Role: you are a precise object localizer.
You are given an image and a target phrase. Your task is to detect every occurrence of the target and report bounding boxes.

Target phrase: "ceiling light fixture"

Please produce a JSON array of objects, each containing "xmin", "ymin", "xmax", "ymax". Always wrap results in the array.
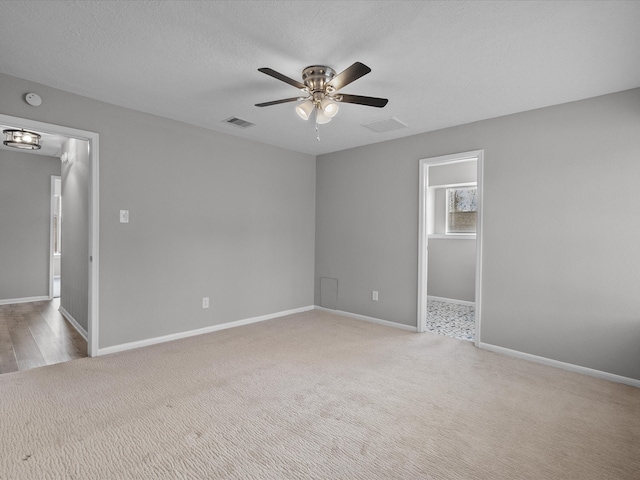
[
  {"xmin": 295, "ymin": 100, "xmax": 315, "ymax": 121},
  {"xmin": 320, "ymin": 98, "xmax": 339, "ymax": 118},
  {"xmin": 3, "ymin": 129, "xmax": 42, "ymax": 150},
  {"xmin": 294, "ymin": 67, "xmax": 342, "ymax": 132},
  {"xmin": 315, "ymin": 108, "xmax": 332, "ymax": 125}
]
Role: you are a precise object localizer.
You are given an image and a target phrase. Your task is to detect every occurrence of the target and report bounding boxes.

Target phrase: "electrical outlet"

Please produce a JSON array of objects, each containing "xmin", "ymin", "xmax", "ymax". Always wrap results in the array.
[
  {"xmin": 372, "ymin": 290, "xmax": 379, "ymax": 301},
  {"xmin": 202, "ymin": 297, "xmax": 209, "ymax": 309}
]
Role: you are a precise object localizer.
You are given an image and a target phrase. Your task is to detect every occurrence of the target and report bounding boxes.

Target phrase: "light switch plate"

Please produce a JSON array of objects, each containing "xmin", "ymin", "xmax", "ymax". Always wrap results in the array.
[{"xmin": 119, "ymin": 210, "xmax": 129, "ymax": 223}]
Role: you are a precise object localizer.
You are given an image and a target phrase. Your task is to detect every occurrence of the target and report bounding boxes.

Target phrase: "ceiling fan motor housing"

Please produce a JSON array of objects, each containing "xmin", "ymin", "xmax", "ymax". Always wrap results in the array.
[{"xmin": 301, "ymin": 66, "xmax": 336, "ymax": 93}]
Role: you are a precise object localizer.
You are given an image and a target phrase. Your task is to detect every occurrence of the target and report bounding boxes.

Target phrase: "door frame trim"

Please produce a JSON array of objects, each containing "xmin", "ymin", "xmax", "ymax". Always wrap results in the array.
[
  {"xmin": 417, "ymin": 150, "xmax": 484, "ymax": 346},
  {"xmin": 49, "ymin": 175, "xmax": 61, "ymax": 300},
  {"xmin": 1, "ymin": 113, "xmax": 100, "ymax": 357}
]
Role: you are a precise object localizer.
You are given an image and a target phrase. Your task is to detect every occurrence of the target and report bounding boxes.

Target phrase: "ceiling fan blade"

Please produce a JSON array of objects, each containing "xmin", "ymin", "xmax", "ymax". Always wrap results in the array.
[
  {"xmin": 255, "ymin": 97, "xmax": 301, "ymax": 107},
  {"xmin": 328, "ymin": 62, "xmax": 371, "ymax": 91},
  {"xmin": 258, "ymin": 68, "xmax": 306, "ymax": 90},
  {"xmin": 338, "ymin": 94, "xmax": 388, "ymax": 108}
]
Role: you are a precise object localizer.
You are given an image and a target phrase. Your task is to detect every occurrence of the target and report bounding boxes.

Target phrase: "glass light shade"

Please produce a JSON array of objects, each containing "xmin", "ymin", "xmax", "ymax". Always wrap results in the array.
[
  {"xmin": 315, "ymin": 108, "xmax": 332, "ymax": 124},
  {"xmin": 321, "ymin": 98, "xmax": 339, "ymax": 118},
  {"xmin": 3, "ymin": 129, "xmax": 41, "ymax": 150},
  {"xmin": 295, "ymin": 100, "xmax": 314, "ymax": 120}
]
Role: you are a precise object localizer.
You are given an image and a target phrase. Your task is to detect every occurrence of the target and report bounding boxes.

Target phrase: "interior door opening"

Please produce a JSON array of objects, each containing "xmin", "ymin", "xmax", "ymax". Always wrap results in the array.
[
  {"xmin": 0, "ymin": 113, "xmax": 99, "ymax": 358},
  {"xmin": 418, "ymin": 151, "xmax": 483, "ymax": 345}
]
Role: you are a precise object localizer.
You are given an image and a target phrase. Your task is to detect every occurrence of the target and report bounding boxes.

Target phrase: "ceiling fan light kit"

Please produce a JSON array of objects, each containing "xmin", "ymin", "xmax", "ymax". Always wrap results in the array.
[
  {"xmin": 315, "ymin": 108, "xmax": 332, "ymax": 125},
  {"xmin": 320, "ymin": 97, "xmax": 339, "ymax": 117},
  {"xmin": 256, "ymin": 62, "xmax": 388, "ymax": 138},
  {"xmin": 295, "ymin": 99, "xmax": 315, "ymax": 120}
]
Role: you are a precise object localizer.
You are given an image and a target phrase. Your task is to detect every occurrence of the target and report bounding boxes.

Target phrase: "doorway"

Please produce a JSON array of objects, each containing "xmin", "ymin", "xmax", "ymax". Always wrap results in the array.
[
  {"xmin": 418, "ymin": 150, "xmax": 483, "ymax": 345},
  {"xmin": 0, "ymin": 113, "xmax": 99, "ymax": 357}
]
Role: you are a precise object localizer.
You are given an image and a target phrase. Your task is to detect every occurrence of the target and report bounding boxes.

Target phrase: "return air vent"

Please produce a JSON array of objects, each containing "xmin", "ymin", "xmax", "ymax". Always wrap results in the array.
[
  {"xmin": 223, "ymin": 117, "xmax": 255, "ymax": 128},
  {"xmin": 361, "ymin": 117, "xmax": 408, "ymax": 133}
]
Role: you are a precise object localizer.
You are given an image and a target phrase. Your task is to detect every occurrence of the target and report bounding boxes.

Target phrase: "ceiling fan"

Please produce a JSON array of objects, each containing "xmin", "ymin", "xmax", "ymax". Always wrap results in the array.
[{"xmin": 255, "ymin": 62, "xmax": 388, "ymax": 125}]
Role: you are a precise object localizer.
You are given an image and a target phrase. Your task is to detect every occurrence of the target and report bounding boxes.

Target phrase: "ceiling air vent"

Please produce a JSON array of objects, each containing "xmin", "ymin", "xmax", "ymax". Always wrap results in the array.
[
  {"xmin": 361, "ymin": 117, "xmax": 408, "ymax": 133},
  {"xmin": 223, "ymin": 117, "xmax": 255, "ymax": 128}
]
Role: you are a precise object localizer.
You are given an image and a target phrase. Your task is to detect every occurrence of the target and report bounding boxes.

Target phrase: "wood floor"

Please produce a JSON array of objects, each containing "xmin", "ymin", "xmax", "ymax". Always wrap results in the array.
[{"xmin": 0, "ymin": 299, "xmax": 87, "ymax": 375}]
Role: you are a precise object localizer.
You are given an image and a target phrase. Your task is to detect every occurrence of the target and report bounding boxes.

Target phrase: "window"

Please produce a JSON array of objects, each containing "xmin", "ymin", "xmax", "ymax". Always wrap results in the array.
[{"xmin": 446, "ymin": 186, "xmax": 477, "ymax": 234}]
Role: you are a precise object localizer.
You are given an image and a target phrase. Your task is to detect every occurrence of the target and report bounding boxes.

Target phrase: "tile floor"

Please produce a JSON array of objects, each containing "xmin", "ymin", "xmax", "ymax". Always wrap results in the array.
[{"xmin": 426, "ymin": 299, "xmax": 475, "ymax": 342}]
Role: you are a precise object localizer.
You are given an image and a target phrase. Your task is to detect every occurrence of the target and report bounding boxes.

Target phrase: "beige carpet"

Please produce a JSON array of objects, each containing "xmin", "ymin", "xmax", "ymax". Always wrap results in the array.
[{"xmin": 1, "ymin": 309, "xmax": 639, "ymax": 479}]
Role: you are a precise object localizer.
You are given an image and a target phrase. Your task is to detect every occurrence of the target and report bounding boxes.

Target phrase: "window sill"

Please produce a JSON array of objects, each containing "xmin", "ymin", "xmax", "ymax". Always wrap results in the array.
[{"xmin": 428, "ymin": 234, "xmax": 476, "ymax": 240}]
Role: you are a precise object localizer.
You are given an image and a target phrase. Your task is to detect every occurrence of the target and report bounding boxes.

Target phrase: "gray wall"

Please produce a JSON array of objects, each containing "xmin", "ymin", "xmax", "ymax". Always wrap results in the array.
[
  {"xmin": 0, "ymin": 72, "xmax": 316, "ymax": 349},
  {"xmin": 427, "ymin": 239, "xmax": 475, "ymax": 302},
  {"xmin": 0, "ymin": 149, "xmax": 60, "ymax": 300},
  {"xmin": 429, "ymin": 160, "xmax": 477, "ymax": 187},
  {"xmin": 316, "ymin": 88, "xmax": 640, "ymax": 381},
  {"xmin": 60, "ymin": 138, "xmax": 89, "ymax": 331}
]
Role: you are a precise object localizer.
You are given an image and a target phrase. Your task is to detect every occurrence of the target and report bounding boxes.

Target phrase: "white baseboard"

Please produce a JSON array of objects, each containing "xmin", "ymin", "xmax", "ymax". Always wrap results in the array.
[
  {"xmin": 59, "ymin": 306, "xmax": 89, "ymax": 340},
  {"xmin": 314, "ymin": 306, "xmax": 417, "ymax": 332},
  {"xmin": 427, "ymin": 295, "xmax": 475, "ymax": 307},
  {"xmin": 479, "ymin": 342, "xmax": 640, "ymax": 388},
  {"xmin": 0, "ymin": 296, "xmax": 49, "ymax": 306},
  {"xmin": 98, "ymin": 305, "xmax": 315, "ymax": 356}
]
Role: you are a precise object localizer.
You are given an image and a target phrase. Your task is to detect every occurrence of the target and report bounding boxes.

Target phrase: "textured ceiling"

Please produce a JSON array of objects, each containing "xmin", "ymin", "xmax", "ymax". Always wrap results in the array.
[{"xmin": 0, "ymin": 0, "xmax": 639, "ymax": 155}]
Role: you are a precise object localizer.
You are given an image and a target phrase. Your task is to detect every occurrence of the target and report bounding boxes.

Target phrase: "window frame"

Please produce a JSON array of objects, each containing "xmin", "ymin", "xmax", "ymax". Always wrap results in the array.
[{"xmin": 445, "ymin": 184, "xmax": 477, "ymax": 236}]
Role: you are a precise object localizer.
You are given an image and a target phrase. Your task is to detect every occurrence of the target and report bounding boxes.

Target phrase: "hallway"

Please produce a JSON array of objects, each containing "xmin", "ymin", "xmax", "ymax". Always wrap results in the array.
[{"xmin": 0, "ymin": 299, "xmax": 86, "ymax": 374}]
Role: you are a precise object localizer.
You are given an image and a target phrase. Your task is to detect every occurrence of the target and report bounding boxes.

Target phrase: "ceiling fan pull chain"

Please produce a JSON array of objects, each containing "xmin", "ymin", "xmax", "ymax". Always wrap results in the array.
[{"xmin": 316, "ymin": 122, "xmax": 320, "ymax": 142}]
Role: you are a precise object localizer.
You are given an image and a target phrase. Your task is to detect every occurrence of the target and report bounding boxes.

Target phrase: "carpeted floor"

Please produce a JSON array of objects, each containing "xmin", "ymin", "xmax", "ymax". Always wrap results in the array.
[{"xmin": 1, "ymin": 309, "xmax": 639, "ymax": 479}]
